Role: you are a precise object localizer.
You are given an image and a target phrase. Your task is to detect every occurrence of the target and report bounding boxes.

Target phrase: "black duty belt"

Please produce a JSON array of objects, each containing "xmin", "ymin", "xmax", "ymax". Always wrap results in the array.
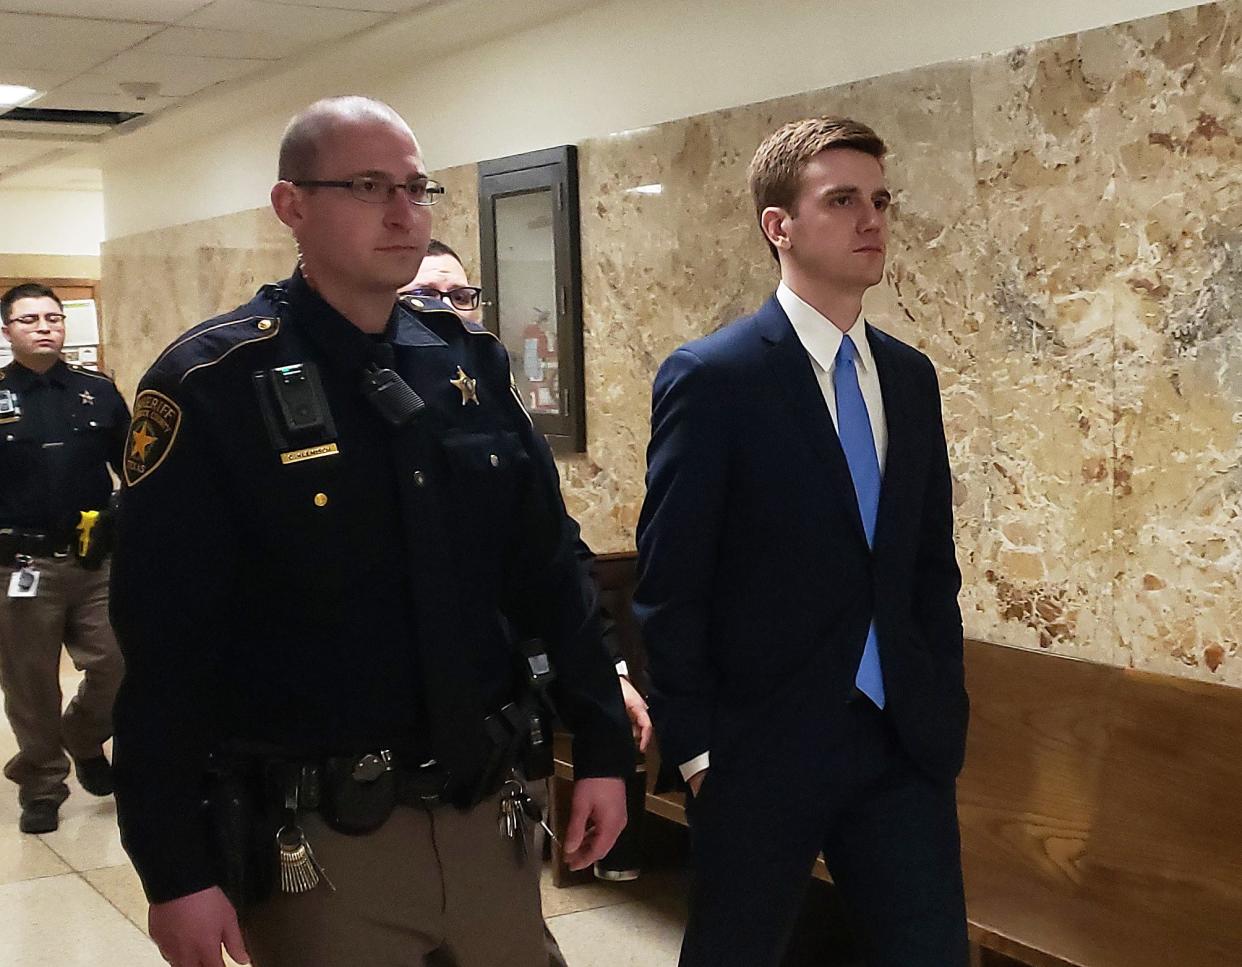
[
  {"xmin": 225, "ymin": 749, "xmax": 450, "ymax": 834},
  {"xmin": 0, "ymin": 529, "xmax": 73, "ymax": 559}
]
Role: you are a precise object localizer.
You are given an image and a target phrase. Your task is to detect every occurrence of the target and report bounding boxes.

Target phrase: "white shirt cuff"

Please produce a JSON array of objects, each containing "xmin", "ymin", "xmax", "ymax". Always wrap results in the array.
[
  {"xmin": 614, "ymin": 659, "xmax": 629, "ymax": 678},
  {"xmin": 679, "ymin": 752, "xmax": 710, "ymax": 781}
]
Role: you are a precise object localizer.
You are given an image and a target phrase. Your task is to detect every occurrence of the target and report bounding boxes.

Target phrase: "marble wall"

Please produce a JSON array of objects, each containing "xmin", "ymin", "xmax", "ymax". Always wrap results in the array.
[
  {"xmin": 100, "ymin": 207, "xmax": 297, "ymax": 400},
  {"xmin": 101, "ymin": 1, "xmax": 1242, "ymax": 685}
]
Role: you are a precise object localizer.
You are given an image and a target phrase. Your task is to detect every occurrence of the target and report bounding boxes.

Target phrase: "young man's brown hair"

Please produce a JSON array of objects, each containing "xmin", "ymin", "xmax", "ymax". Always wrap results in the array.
[{"xmin": 747, "ymin": 116, "xmax": 887, "ymax": 261}]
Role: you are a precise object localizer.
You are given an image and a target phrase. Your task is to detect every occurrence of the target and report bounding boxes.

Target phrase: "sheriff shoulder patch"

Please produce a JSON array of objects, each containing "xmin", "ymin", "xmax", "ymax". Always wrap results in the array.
[{"xmin": 125, "ymin": 389, "xmax": 182, "ymax": 486}]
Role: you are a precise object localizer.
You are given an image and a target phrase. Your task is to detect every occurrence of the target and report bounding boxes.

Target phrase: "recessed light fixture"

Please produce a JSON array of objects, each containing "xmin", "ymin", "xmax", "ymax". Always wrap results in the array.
[
  {"xmin": 626, "ymin": 184, "xmax": 664, "ymax": 195},
  {"xmin": 0, "ymin": 85, "xmax": 38, "ymax": 108}
]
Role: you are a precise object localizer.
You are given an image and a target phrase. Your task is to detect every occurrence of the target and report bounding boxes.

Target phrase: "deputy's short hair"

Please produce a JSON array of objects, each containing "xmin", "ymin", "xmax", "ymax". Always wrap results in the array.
[
  {"xmin": 425, "ymin": 238, "xmax": 463, "ymax": 265},
  {"xmin": 1, "ymin": 283, "xmax": 61, "ymax": 324},
  {"xmin": 278, "ymin": 95, "xmax": 413, "ymax": 182},
  {"xmin": 748, "ymin": 116, "xmax": 887, "ymax": 261}
]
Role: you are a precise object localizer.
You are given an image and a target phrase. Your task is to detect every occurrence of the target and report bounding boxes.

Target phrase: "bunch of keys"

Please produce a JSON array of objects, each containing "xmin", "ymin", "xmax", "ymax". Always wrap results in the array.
[{"xmin": 497, "ymin": 778, "xmax": 558, "ymax": 862}]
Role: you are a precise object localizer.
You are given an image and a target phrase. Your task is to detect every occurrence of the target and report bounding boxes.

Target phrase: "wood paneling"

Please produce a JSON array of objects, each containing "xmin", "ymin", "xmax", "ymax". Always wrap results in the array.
[
  {"xmin": 960, "ymin": 641, "xmax": 1242, "ymax": 967},
  {"xmin": 555, "ymin": 552, "xmax": 1242, "ymax": 966}
]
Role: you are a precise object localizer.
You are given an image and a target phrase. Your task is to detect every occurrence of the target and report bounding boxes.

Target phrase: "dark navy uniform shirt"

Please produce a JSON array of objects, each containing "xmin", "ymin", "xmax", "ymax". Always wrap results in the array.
[
  {"xmin": 110, "ymin": 270, "xmax": 631, "ymax": 903},
  {"xmin": 0, "ymin": 360, "xmax": 129, "ymax": 535}
]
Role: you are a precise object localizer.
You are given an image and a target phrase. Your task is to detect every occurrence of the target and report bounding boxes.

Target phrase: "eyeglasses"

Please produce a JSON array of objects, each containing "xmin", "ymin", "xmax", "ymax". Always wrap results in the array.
[
  {"xmin": 8, "ymin": 313, "xmax": 66, "ymax": 327},
  {"xmin": 290, "ymin": 175, "xmax": 444, "ymax": 206},
  {"xmin": 405, "ymin": 286, "xmax": 483, "ymax": 311}
]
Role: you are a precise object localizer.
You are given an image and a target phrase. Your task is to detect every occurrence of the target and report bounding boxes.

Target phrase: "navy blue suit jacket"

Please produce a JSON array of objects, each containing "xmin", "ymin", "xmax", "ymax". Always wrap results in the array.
[{"xmin": 634, "ymin": 295, "xmax": 968, "ymax": 793}]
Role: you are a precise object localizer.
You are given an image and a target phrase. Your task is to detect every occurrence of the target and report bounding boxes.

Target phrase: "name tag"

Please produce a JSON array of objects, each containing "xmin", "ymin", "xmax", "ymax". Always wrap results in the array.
[{"xmin": 280, "ymin": 443, "xmax": 340, "ymax": 465}]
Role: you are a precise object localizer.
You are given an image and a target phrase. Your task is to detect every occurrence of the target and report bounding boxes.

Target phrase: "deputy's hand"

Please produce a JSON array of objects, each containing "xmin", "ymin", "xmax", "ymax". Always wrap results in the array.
[
  {"xmin": 619, "ymin": 676, "xmax": 652, "ymax": 752},
  {"xmin": 149, "ymin": 886, "xmax": 250, "ymax": 967},
  {"xmin": 687, "ymin": 769, "xmax": 707, "ymax": 797},
  {"xmin": 563, "ymin": 776, "xmax": 626, "ymax": 870}
]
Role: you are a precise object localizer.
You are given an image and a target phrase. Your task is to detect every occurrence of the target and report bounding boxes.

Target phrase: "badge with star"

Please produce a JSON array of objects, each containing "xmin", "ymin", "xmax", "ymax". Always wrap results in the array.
[
  {"xmin": 124, "ymin": 389, "xmax": 182, "ymax": 486},
  {"xmin": 450, "ymin": 365, "xmax": 479, "ymax": 406},
  {"xmin": 79, "ymin": 390, "xmax": 95, "ymax": 406}
]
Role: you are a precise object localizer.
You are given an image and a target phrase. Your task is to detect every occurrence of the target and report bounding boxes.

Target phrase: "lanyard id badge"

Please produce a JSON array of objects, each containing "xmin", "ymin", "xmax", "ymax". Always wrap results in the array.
[{"xmin": 8, "ymin": 558, "xmax": 39, "ymax": 598}]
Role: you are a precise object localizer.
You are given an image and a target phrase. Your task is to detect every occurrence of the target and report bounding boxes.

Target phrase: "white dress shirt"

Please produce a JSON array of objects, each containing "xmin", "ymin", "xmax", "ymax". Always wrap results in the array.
[{"xmin": 678, "ymin": 282, "xmax": 889, "ymax": 783}]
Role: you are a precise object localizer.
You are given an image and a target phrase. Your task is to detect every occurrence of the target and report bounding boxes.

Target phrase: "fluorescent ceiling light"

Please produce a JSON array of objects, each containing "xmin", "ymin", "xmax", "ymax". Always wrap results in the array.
[
  {"xmin": 626, "ymin": 184, "xmax": 663, "ymax": 195},
  {"xmin": 0, "ymin": 85, "xmax": 38, "ymax": 108}
]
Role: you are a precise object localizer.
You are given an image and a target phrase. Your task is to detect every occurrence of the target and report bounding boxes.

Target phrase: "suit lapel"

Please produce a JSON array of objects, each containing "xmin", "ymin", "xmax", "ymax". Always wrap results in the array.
[
  {"xmin": 755, "ymin": 297, "xmax": 868, "ymax": 549},
  {"xmin": 867, "ymin": 325, "xmax": 917, "ymax": 553}
]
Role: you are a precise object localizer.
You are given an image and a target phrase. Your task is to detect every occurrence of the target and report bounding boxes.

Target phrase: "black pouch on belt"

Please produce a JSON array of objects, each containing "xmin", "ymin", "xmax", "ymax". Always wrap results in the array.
[{"xmin": 320, "ymin": 753, "xmax": 397, "ymax": 834}]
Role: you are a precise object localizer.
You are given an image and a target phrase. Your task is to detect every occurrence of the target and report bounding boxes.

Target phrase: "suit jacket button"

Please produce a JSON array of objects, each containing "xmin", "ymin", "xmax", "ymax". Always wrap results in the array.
[{"xmin": 413, "ymin": 470, "xmax": 427, "ymax": 487}]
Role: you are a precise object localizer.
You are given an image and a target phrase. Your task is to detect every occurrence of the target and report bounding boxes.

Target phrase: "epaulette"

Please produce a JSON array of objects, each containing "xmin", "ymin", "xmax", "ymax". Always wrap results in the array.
[
  {"xmin": 397, "ymin": 292, "xmax": 462, "ymax": 319},
  {"xmin": 69, "ymin": 365, "xmax": 115, "ymax": 383},
  {"xmin": 459, "ymin": 318, "xmax": 499, "ymax": 339},
  {"xmin": 398, "ymin": 293, "xmax": 502, "ymax": 342},
  {"xmin": 151, "ymin": 287, "xmax": 283, "ymax": 384}
]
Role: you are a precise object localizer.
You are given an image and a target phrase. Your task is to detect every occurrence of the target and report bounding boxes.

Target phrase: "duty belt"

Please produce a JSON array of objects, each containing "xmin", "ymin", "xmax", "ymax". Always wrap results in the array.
[{"xmin": 0, "ymin": 528, "xmax": 73, "ymax": 559}]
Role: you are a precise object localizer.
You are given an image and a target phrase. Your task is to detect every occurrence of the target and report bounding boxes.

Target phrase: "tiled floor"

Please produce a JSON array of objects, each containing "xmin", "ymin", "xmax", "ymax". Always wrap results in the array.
[{"xmin": 0, "ymin": 659, "xmax": 691, "ymax": 966}]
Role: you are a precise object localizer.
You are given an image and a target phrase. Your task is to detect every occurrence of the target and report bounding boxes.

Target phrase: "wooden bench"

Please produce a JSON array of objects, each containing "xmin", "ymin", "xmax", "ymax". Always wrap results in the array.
[{"xmin": 548, "ymin": 552, "xmax": 1242, "ymax": 966}]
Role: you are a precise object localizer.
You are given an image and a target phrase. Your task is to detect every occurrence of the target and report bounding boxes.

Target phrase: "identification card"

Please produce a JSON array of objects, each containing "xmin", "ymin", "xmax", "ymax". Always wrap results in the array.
[{"xmin": 7, "ymin": 568, "xmax": 39, "ymax": 598}]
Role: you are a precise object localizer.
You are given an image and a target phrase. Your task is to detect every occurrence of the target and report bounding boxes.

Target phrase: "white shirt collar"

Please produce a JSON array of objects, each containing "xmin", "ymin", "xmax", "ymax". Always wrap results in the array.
[{"xmin": 775, "ymin": 281, "xmax": 875, "ymax": 376}]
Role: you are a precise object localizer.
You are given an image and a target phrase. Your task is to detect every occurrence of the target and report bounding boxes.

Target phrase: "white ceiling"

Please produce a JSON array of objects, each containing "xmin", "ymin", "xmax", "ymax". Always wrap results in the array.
[{"xmin": 0, "ymin": 0, "xmax": 438, "ymax": 191}]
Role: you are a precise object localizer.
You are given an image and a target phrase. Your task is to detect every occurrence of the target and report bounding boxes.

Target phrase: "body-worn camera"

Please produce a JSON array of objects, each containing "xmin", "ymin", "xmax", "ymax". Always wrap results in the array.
[{"xmin": 253, "ymin": 362, "xmax": 338, "ymax": 452}]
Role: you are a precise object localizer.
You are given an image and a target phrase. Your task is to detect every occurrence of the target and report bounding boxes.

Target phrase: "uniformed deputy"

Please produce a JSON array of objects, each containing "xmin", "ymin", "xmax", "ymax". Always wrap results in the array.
[
  {"xmin": 109, "ymin": 96, "xmax": 632, "ymax": 967},
  {"xmin": 404, "ymin": 240, "xmax": 654, "ymax": 967},
  {"xmin": 0, "ymin": 282, "xmax": 128, "ymax": 834}
]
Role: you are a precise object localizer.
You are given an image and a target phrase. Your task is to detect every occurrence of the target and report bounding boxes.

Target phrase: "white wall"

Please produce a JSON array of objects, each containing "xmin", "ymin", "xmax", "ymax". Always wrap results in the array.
[
  {"xmin": 101, "ymin": 0, "xmax": 1204, "ymax": 240},
  {"xmin": 0, "ymin": 188, "xmax": 104, "ymax": 256}
]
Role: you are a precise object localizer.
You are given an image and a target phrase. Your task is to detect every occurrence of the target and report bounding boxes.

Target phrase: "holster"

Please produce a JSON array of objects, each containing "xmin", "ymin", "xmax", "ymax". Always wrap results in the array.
[
  {"xmin": 75, "ymin": 508, "xmax": 115, "ymax": 570},
  {"xmin": 468, "ymin": 687, "xmax": 554, "ymax": 805},
  {"xmin": 205, "ymin": 758, "xmax": 278, "ymax": 911}
]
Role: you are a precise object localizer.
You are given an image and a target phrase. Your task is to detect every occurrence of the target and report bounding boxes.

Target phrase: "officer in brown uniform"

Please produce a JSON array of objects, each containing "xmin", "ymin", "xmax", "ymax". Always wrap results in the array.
[{"xmin": 0, "ymin": 282, "xmax": 129, "ymax": 834}]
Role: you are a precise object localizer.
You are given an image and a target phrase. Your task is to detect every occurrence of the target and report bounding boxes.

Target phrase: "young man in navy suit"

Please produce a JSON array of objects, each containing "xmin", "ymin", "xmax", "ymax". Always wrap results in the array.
[{"xmin": 635, "ymin": 117, "xmax": 970, "ymax": 966}]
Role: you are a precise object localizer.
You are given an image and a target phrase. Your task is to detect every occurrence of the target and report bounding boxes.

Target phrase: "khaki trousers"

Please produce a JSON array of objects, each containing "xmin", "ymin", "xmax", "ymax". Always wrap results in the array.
[
  {"xmin": 242, "ymin": 792, "xmax": 547, "ymax": 967},
  {"xmin": 0, "ymin": 555, "xmax": 123, "ymax": 807}
]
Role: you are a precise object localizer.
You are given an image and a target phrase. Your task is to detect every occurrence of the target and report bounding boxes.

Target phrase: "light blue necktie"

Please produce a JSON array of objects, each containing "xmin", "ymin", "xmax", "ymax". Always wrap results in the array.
[{"xmin": 833, "ymin": 335, "xmax": 886, "ymax": 709}]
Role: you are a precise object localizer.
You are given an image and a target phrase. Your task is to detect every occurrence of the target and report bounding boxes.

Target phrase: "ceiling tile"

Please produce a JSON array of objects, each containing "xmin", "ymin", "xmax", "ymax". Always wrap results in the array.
[
  {"xmin": 84, "ymin": 51, "xmax": 269, "ymax": 96},
  {"xmin": 182, "ymin": 0, "xmax": 385, "ymax": 45},
  {"xmin": 130, "ymin": 26, "xmax": 287, "ymax": 60},
  {"xmin": 0, "ymin": 12, "xmax": 162, "ymax": 51},
  {"xmin": 0, "ymin": 68, "xmax": 80, "ymax": 94},
  {"xmin": 25, "ymin": 90, "xmax": 178, "ymax": 115},
  {"xmin": 0, "ymin": 43, "xmax": 119, "ymax": 77},
  {"xmin": 264, "ymin": 0, "xmax": 432, "ymax": 11},
  {"xmin": 0, "ymin": 1, "xmax": 212, "ymax": 20}
]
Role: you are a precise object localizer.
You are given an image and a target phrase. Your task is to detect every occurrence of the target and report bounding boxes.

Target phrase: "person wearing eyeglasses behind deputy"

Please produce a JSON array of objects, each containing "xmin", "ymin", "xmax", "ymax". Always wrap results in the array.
[
  {"xmin": 401, "ymin": 241, "xmax": 652, "ymax": 754},
  {"xmin": 0, "ymin": 283, "xmax": 128, "ymax": 836},
  {"xmin": 110, "ymin": 97, "xmax": 631, "ymax": 967},
  {"xmin": 403, "ymin": 240, "xmax": 655, "ymax": 966}
]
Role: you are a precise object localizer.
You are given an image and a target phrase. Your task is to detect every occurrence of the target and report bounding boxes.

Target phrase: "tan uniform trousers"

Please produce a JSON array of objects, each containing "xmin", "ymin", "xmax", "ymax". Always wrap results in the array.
[
  {"xmin": 0, "ymin": 555, "xmax": 124, "ymax": 806},
  {"xmin": 242, "ymin": 791, "xmax": 547, "ymax": 967}
]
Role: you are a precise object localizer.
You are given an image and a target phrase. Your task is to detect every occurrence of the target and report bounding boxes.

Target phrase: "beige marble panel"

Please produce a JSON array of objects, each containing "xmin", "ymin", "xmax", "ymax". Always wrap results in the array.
[
  {"xmin": 97, "ymin": 1, "xmax": 1242, "ymax": 685},
  {"xmin": 971, "ymin": 2, "xmax": 1242, "ymax": 682},
  {"xmin": 430, "ymin": 161, "xmax": 481, "ymax": 282},
  {"xmin": 100, "ymin": 207, "xmax": 296, "ymax": 400},
  {"xmin": 971, "ymin": 41, "xmax": 1121, "ymax": 665},
  {"xmin": 572, "ymin": 67, "xmax": 989, "ymax": 562}
]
